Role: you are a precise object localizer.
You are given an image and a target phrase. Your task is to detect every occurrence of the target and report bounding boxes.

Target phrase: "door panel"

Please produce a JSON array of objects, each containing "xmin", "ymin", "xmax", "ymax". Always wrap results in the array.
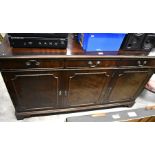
[
  {"xmin": 2, "ymin": 71, "xmax": 61, "ymax": 112},
  {"xmin": 108, "ymin": 69, "xmax": 153, "ymax": 102},
  {"xmin": 65, "ymin": 70, "xmax": 112, "ymax": 107}
]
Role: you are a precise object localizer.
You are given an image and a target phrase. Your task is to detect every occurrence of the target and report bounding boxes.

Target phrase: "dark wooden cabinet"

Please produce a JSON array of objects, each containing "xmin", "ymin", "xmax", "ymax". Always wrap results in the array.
[
  {"xmin": 0, "ymin": 35, "xmax": 155, "ymax": 119},
  {"xmin": 2, "ymin": 65, "xmax": 154, "ymax": 120}
]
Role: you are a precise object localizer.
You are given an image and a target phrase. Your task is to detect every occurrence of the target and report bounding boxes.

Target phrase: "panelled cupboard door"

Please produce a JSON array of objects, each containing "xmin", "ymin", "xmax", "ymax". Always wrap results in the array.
[
  {"xmin": 64, "ymin": 70, "xmax": 112, "ymax": 108},
  {"xmin": 108, "ymin": 69, "xmax": 153, "ymax": 102},
  {"xmin": 2, "ymin": 71, "xmax": 62, "ymax": 112}
]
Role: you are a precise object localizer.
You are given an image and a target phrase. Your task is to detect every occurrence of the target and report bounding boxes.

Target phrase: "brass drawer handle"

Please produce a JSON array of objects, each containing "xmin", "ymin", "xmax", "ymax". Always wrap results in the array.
[
  {"xmin": 25, "ymin": 61, "xmax": 31, "ymax": 66},
  {"xmin": 143, "ymin": 60, "xmax": 147, "ymax": 65},
  {"xmin": 35, "ymin": 61, "xmax": 41, "ymax": 66},
  {"xmin": 25, "ymin": 60, "xmax": 40, "ymax": 66},
  {"xmin": 137, "ymin": 60, "xmax": 147, "ymax": 67},
  {"xmin": 88, "ymin": 61, "xmax": 101, "ymax": 68}
]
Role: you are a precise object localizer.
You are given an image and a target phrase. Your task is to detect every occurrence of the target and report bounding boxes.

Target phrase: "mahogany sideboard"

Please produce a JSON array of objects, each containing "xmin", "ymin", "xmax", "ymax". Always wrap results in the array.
[{"xmin": 0, "ymin": 35, "xmax": 155, "ymax": 120}]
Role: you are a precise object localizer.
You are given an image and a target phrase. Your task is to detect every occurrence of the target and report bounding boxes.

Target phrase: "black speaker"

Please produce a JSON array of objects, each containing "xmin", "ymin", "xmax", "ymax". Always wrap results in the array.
[
  {"xmin": 142, "ymin": 34, "xmax": 155, "ymax": 51},
  {"xmin": 120, "ymin": 33, "xmax": 146, "ymax": 51},
  {"xmin": 120, "ymin": 33, "xmax": 155, "ymax": 51}
]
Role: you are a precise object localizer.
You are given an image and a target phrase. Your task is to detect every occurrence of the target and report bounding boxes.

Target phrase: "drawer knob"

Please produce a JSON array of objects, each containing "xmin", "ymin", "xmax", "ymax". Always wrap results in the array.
[
  {"xmin": 143, "ymin": 60, "xmax": 147, "ymax": 65},
  {"xmin": 88, "ymin": 61, "xmax": 101, "ymax": 68},
  {"xmin": 25, "ymin": 61, "xmax": 31, "ymax": 66},
  {"xmin": 137, "ymin": 60, "xmax": 147, "ymax": 67},
  {"xmin": 96, "ymin": 61, "xmax": 101, "ymax": 65},
  {"xmin": 88, "ymin": 61, "xmax": 93, "ymax": 65},
  {"xmin": 35, "ymin": 61, "xmax": 40, "ymax": 66},
  {"xmin": 25, "ymin": 60, "xmax": 40, "ymax": 67}
]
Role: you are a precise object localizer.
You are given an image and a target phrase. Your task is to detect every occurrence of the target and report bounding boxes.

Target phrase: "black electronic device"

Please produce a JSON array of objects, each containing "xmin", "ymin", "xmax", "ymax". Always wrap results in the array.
[
  {"xmin": 120, "ymin": 33, "xmax": 155, "ymax": 52},
  {"xmin": 142, "ymin": 34, "xmax": 155, "ymax": 51},
  {"xmin": 8, "ymin": 33, "xmax": 68, "ymax": 49}
]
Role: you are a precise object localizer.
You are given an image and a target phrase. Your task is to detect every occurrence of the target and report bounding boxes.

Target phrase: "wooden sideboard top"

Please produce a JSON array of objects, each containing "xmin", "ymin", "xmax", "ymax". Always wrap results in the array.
[{"xmin": 0, "ymin": 34, "xmax": 155, "ymax": 59}]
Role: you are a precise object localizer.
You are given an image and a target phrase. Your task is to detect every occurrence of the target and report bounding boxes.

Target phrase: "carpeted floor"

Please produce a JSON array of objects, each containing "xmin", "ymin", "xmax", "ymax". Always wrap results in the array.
[{"xmin": 0, "ymin": 72, "xmax": 155, "ymax": 122}]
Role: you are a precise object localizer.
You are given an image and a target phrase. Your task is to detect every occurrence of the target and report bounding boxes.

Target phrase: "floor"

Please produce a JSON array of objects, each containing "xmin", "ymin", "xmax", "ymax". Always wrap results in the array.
[{"xmin": 0, "ymin": 72, "xmax": 155, "ymax": 122}]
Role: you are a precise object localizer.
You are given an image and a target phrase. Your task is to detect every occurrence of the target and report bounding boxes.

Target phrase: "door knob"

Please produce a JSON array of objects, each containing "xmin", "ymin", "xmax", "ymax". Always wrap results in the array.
[
  {"xmin": 58, "ymin": 91, "xmax": 62, "ymax": 96},
  {"xmin": 64, "ymin": 91, "xmax": 67, "ymax": 96}
]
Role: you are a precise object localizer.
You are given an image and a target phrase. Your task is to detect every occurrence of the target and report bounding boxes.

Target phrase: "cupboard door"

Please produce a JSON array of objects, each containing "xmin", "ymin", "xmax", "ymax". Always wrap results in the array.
[
  {"xmin": 2, "ymin": 71, "xmax": 61, "ymax": 112},
  {"xmin": 64, "ymin": 70, "xmax": 112, "ymax": 107},
  {"xmin": 108, "ymin": 69, "xmax": 153, "ymax": 102}
]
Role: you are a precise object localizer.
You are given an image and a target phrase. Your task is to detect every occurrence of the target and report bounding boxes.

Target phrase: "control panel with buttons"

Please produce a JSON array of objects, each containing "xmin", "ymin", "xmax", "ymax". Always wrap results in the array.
[
  {"xmin": 8, "ymin": 36, "xmax": 68, "ymax": 49},
  {"xmin": 11, "ymin": 39, "xmax": 67, "ymax": 48}
]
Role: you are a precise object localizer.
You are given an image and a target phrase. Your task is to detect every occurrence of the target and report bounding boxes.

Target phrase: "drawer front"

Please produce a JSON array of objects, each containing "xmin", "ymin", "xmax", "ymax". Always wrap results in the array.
[
  {"xmin": 65, "ymin": 59, "xmax": 119, "ymax": 68},
  {"xmin": 0, "ymin": 59, "xmax": 64, "ymax": 70},
  {"xmin": 118, "ymin": 59, "xmax": 155, "ymax": 67}
]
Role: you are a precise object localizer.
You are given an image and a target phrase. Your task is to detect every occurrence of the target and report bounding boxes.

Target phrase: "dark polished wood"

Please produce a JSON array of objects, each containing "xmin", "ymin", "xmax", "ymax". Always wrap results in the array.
[
  {"xmin": 2, "ymin": 71, "xmax": 62, "ymax": 112},
  {"xmin": 0, "ymin": 34, "xmax": 155, "ymax": 58},
  {"xmin": 108, "ymin": 69, "xmax": 153, "ymax": 102},
  {"xmin": 0, "ymin": 34, "xmax": 155, "ymax": 120},
  {"xmin": 0, "ymin": 59, "xmax": 64, "ymax": 70},
  {"xmin": 64, "ymin": 69, "xmax": 112, "ymax": 108}
]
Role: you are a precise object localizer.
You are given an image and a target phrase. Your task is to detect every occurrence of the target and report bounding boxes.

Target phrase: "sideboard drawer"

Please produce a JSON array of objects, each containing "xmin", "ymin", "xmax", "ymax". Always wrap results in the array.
[
  {"xmin": 0, "ymin": 59, "xmax": 64, "ymax": 70},
  {"xmin": 118, "ymin": 59, "xmax": 155, "ymax": 68},
  {"xmin": 65, "ymin": 59, "xmax": 118, "ymax": 68}
]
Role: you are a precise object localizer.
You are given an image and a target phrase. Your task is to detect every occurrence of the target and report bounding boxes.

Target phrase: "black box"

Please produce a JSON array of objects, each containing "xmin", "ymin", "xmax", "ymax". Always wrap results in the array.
[{"xmin": 8, "ymin": 33, "xmax": 68, "ymax": 49}]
